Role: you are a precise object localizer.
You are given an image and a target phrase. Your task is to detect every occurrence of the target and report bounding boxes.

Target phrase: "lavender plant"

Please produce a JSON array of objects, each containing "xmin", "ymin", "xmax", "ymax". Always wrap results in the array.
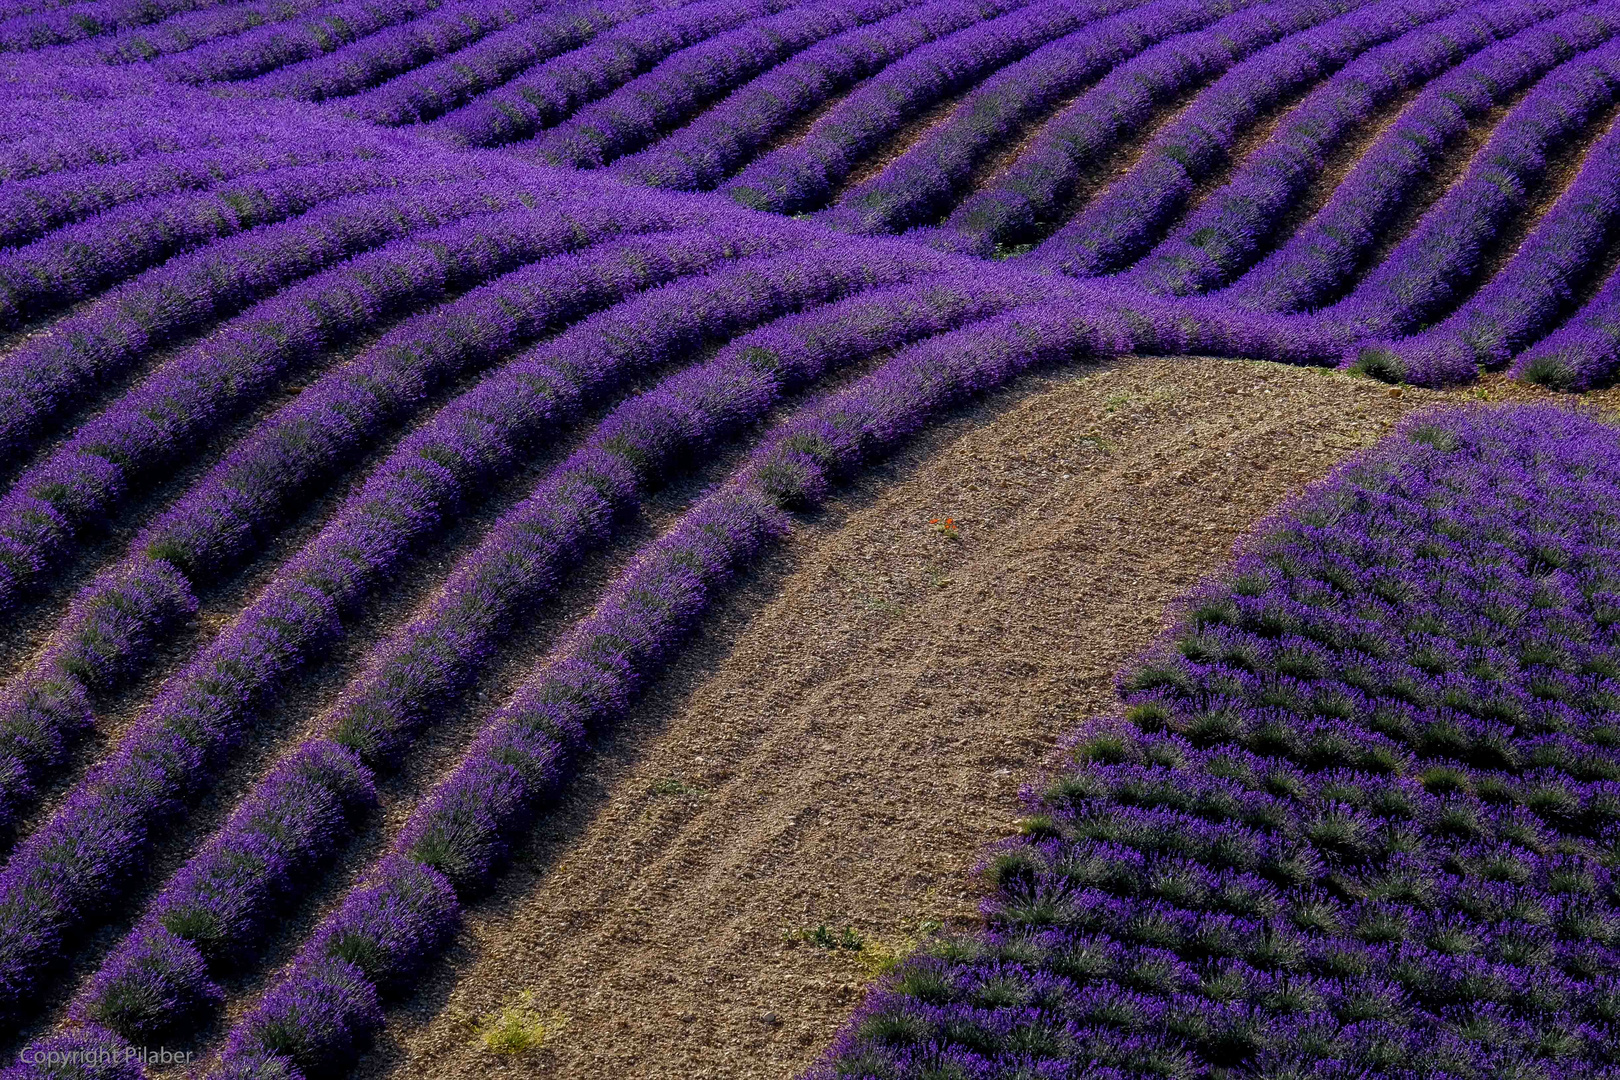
[
  {"xmin": 1355, "ymin": 103, "xmax": 1620, "ymax": 386},
  {"xmin": 1229, "ymin": 4, "xmax": 1620, "ymax": 313},
  {"xmin": 201, "ymin": 297, "xmax": 1134, "ymax": 1080},
  {"xmin": 1123, "ymin": 0, "xmax": 1585, "ymax": 296},
  {"xmin": 525, "ymin": 0, "xmax": 914, "ymax": 169},
  {"xmin": 44, "ymin": 258, "xmax": 1036, "ymax": 1054},
  {"xmin": 1510, "ymin": 257, "xmax": 1620, "ymax": 391},
  {"xmin": 154, "ymin": 0, "xmax": 454, "ymax": 83},
  {"xmin": 1030, "ymin": 0, "xmax": 1470, "ymax": 275},
  {"xmin": 718, "ymin": 0, "xmax": 1142, "ymax": 214},
  {"xmin": 608, "ymin": 0, "xmax": 1028, "ymax": 190},
  {"xmin": 1326, "ymin": 33, "xmax": 1620, "ymax": 367},
  {"xmin": 422, "ymin": 0, "xmax": 798, "ymax": 141},
  {"xmin": 820, "ymin": 0, "xmax": 1337, "ymax": 237},
  {"xmin": 241, "ymin": 0, "xmax": 554, "ymax": 100}
]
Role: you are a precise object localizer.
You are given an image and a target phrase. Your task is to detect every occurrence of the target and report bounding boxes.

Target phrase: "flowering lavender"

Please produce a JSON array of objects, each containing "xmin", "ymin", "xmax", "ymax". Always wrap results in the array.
[
  {"xmin": 719, "ymin": 0, "xmax": 1140, "ymax": 214},
  {"xmin": 202, "ymin": 294, "xmax": 1133, "ymax": 1080},
  {"xmin": 22, "ymin": 258, "xmax": 1046, "ymax": 1057},
  {"xmin": 526, "ymin": 0, "xmax": 914, "ymax": 169},
  {"xmin": 1123, "ymin": 0, "xmax": 1584, "ymax": 296},
  {"xmin": 0, "ymin": 123, "xmax": 384, "ymax": 248},
  {"xmin": 1229, "ymin": 4, "xmax": 1620, "ymax": 313},
  {"xmin": 0, "ymin": 197, "xmax": 685, "ymax": 614},
  {"xmin": 820, "ymin": 0, "xmax": 1350, "ymax": 237},
  {"xmin": 0, "ymin": 170, "xmax": 569, "ymax": 474},
  {"xmin": 1509, "ymin": 257, "xmax": 1620, "ymax": 391},
  {"xmin": 609, "ymin": 0, "xmax": 1028, "ymax": 191},
  {"xmin": 6, "ymin": 3, "xmax": 1620, "ymax": 1072},
  {"xmin": 1325, "ymin": 33, "xmax": 1620, "ymax": 364},
  {"xmin": 1031, "ymin": 0, "xmax": 1469, "ymax": 275},
  {"xmin": 0, "ymin": 0, "xmax": 238, "ymax": 51},
  {"xmin": 932, "ymin": 0, "xmax": 1390, "ymax": 254},
  {"xmin": 153, "ymin": 0, "xmax": 453, "ymax": 83},
  {"xmin": 334, "ymin": 0, "xmax": 663, "ymax": 125},
  {"xmin": 84, "ymin": 0, "xmax": 337, "ymax": 64},
  {"xmin": 242, "ymin": 0, "xmax": 552, "ymax": 100},
  {"xmin": 0, "ymin": 227, "xmax": 974, "ymax": 1029},
  {"xmin": 423, "ymin": 0, "xmax": 798, "ymax": 141},
  {"xmin": 1354, "ymin": 97, "xmax": 1620, "ymax": 385},
  {"xmin": 813, "ymin": 404, "xmax": 1620, "ymax": 1077},
  {"xmin": 0, "ymin": 159, "xmax": 422, "ymax": 326}
]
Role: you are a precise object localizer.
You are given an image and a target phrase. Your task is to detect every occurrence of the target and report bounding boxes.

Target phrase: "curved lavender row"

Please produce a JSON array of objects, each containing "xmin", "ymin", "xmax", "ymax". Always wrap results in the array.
[
  {"xmin": 812, "ymin": 404, "xmax": 1620, "ymax": 1077},
  {"xmin": 609, "ymin": 0, "xmax": 1025, "ymax": 191},
  {"xmin": 0, "ymin": 560, "xmax": 195, "ymax": 848},
  {"xmin": 83, "ymin": 0, "xmax": 336, "ymax": 64},
  {"xmin": 0, "ymin": 0, "xmax": 98, "ymax": 21},
  {"xmin": 1510, "ymin": 256, "xmax": 1620, "ymax": 391},
  {"xmin": 1126, "ymin": 0, "xmax": 1584, "ymax": 296},
  {"xmin": 0, "ymin": 223, "xmax": 790, "ymax": 1030},
  {"xmin": 0, "ymin": 98, "xmax": 297, "ymax": 182},
  {"xmin": 821, "ymin": 0, "xmax": 1333, "ymax": 237},
  {"xmin": 0, "ymin": 169, "xmax": 557, "ymax": 476},
  {"xmin": 210, "ymin": 298, "xmax": 1135, "ymax": 1080},
  {"xmin": 930, "ymin": 2, "xmax": 1370, "ymax": 254},
  {"xmin": 0, "ymin": 196, "xmax": 694, "ymax": 617},
  {"xmin": 245, "ymin": 0, "xmax": 552, "ymax": 101},
  {"xmin": 1361, "ymin": 104, "xmax": 1620, "ymax": 386},
  {"xmin": 1031, "ymin": 0, "xmax": 1468, "ymax": 276},
  {"xmin": 718, "ymin": 0, "xmax": 1141, "ymax": 215},
  {"xmin": 1229, "ymin": 6, "xmax": 1620, "ymax": 313},
  {"xmin": 72, "ymin": 741, "xmax": 377, "ymax": 1043},
  {"xmin": 0, "ymin": 215, "xmax": 784, "ymax": 871},
  {"xmin": 0, "ymin": 158, "xmax": 429, "ymax": 328},
  {"xmin": 1326, "ymin": 36, "xmax": 1620, "ymax": 371},
  {"xmin": 154, "ymin": 0, "xmax": 450, "ymax": 83},
  {"xmin": 0, "ymin": 0, "xmax": 234, "ymax": 51},
  {"xmin": 316, "ymin": 266, "xmax": 1037, "ymax": 775},
  {"xmin": 422, "ymin": 0, "xmax": 792, "ymax": 141},
  {"xmin": 334, "ymin": 0, "xmax": 661, "ymax": 127},
  {"xmin": 527, "ymin": 0, "xmax": 911, "ymax": 169},
  {"xmin": 125, "ymin": 213, "xmax": 792, "ymax": 587},
  {"xmin": 0, "ymin": 123, "xmax": 383, "ymax": 250},
  {"xmin": 58, "ymin": 248, "xmax": 975, "ymax": 1048}
]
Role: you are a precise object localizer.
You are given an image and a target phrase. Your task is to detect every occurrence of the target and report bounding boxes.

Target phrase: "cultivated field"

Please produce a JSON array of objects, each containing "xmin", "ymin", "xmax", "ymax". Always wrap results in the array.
[{"xmin": 1, "ymin": 1, "xmax": 1619, "ymax": 1078}]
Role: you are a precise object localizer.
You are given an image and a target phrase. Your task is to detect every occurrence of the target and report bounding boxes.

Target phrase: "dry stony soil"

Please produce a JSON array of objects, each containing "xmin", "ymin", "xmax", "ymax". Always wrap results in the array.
[{"xmin": 356, "ymin": 355, "xmax": 1620, "ymax": 1080}]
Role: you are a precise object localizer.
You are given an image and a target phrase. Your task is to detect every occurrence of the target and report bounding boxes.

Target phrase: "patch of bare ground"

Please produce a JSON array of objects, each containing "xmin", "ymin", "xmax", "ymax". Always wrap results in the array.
[{"xmin": 358, "ymin": 356, "xmax": 1618, "ymax": 1080}]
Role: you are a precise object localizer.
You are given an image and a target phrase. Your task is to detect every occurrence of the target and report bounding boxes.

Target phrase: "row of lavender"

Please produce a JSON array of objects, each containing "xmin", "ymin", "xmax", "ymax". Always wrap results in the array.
[
  {"xmin": 10, "ymin": 0, "xmax": 1620, "ymax": 391},
  {"xmin": 813, "ymin": 403, "xmax": 1620, "ymax": 1078}
]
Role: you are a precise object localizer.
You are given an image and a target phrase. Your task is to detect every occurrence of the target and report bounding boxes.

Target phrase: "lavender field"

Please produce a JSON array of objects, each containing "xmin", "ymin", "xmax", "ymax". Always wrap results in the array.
[{"xmin": 0, "ymin": 0, "xmax": 1618, "ymax": 1075}]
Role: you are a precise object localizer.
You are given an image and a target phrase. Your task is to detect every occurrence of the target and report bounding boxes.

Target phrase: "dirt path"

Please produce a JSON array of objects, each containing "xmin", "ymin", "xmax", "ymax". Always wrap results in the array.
[{"xmin": 362, "ymin": 355, "xmax": 1615, "ymax": 1080}]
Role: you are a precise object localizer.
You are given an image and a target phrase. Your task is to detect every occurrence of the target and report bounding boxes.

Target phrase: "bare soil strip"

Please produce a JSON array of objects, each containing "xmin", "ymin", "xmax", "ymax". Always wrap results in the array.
[{"xmin": 362, "ymin": 356, "xmax": 1619, "ymax": 1080}]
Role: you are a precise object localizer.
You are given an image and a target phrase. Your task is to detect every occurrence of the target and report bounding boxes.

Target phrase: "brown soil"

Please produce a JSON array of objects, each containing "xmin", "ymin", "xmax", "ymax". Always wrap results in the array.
[{"xmin": 356, "ymin": 356, "xmax": 1617, "ymax": 1080}]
